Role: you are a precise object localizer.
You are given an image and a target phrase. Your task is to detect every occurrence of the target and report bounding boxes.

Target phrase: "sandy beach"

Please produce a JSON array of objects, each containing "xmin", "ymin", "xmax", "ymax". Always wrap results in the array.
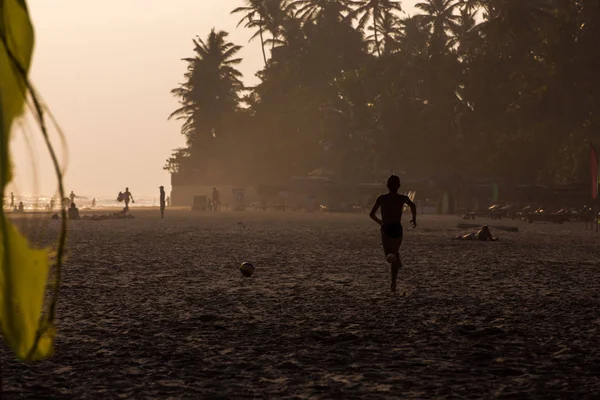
[{"xmin": 2, "ymin": 210, "xmax": 600, "ymax": 399}]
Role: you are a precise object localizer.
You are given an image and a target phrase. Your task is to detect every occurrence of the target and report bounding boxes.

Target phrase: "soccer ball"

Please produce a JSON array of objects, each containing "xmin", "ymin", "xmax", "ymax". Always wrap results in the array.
[
  {"xmin": 386, "ymin": 254, "xmax": 397, "ymax": 264},
  {"xmin": 240, "ymin": 262, "xmax": 255, "ymax": 277}
]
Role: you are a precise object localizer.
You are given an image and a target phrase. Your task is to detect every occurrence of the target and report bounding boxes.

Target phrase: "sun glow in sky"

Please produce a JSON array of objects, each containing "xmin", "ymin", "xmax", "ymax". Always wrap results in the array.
[{"xmin": 10, "ymin": 0, "xmax": 418, "ymax": 197}]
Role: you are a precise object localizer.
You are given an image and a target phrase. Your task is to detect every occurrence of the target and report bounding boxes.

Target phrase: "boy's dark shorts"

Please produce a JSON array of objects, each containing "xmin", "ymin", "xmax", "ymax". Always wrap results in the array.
[{"xmin": 381, "ymin": 223, "xmax": 403, "ymax": 255}]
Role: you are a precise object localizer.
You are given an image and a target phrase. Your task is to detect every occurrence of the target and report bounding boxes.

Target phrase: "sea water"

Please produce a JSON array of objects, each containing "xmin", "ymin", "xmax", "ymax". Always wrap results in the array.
[{"xmin": 1, "ymin": 194, "xmax": 160, "ymax": 211}]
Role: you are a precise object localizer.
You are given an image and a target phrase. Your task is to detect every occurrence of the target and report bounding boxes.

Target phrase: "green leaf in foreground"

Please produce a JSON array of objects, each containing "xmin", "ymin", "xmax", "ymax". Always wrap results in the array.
[{"xmin": 1, "ymin": 0, "xmax": 55, "ymax": 361}]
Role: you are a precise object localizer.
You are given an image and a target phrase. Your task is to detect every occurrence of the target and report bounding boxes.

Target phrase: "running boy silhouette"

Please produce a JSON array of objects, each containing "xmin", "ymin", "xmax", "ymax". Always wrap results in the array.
[{"xmin": 369, "ymin": 175, "xmax": 417, "ymax": 292}]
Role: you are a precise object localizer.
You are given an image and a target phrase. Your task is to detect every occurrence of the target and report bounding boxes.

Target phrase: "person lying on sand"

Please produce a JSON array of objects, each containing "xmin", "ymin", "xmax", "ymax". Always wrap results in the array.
[
  {"xmin": 80, "ymin": 208, "xmax": 134, "ymax": 220},
  {"xmin": 453, "ymin": 225, "xmax": 498, "ymax": 241},
  {"xmin": 369, "ymin": 175, "xmax": 417, "ymax": 293}
]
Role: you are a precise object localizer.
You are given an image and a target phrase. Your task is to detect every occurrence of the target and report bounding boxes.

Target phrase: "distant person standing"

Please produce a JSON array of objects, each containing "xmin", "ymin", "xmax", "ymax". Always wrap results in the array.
[
  {"xmin": 122, "ymin": 187, "xmax": 135, "ymax": 210},
  {"xmin": 166, "ymin": 196, "xmax": 171, "ymax": 207},
  {"xmin": 69, "ymin": 190, "xmax": 77, "ymax": 204},
  {"xmin": 91, "ymin": 198, "xmax": 97, "ymax": 208},
  {"xmin": 10, "ymin": 192, "xmax": 14, "ymax": 208},
  {"xmin": 159, "ymin": 186, "xmax": 166, "ymax": 219},
  {"xmin": 212, "ymin": 187, "xmax": 220, "ymax": 211}
]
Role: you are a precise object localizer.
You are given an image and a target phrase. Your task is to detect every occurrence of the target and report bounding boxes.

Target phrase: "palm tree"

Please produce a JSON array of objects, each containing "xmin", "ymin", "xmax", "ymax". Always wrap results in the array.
[
  {"xmin": 450, "ymin": 5, "xmax": 478, "ymax": 53},
  {"xmin": 169, "ymin": 29, "xmax": 244, "ymax": 150},
  {"xmin": 232, "ymin": 0, "xmax": 270, "ymax": 66},
  {"xmin": 414, "ymin": 0, "xmax": 461, "ymax": 49},
  {"xmin": 397, "ymin": 15, "xmax": 430, "ymax": 57},
  {"xmin": 232, "ymin": 0, "xmax": 294, "ymax": 66},
  {"xmin": 352, "ymin": 0, "xmax": 402, "ymax": 57},
  {"xmin": 291, "ymin": 0, "xmax": 354, "ymax": 23},
  {"xmin": 475, "ymin": 0, "xmax": 554, "ymax": 42},
  {"xmin": 366, "ymin": 8, "xmax": 402, "ymax": 55}
]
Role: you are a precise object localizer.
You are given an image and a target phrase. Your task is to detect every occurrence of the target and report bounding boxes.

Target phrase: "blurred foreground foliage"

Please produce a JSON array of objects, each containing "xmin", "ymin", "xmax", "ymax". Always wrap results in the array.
[{"xmin": 1, "ymin": 0, "xmax": 63, "ymax": 361}]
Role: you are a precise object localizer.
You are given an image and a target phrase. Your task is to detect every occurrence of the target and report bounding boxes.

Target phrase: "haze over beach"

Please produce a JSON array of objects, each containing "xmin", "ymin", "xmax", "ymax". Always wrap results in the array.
[
  {"xmin": 2, "ymin": 0, "xmax": 600, "ymax": 398},
  {"xmin": 9, "ymin": 0, "xmax": 419, "ymax": 198}
]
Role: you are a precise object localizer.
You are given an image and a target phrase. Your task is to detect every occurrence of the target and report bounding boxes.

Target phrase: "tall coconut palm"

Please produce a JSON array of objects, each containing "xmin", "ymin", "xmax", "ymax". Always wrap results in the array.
[
  {"xmin": 351, "ymin": 0, "xmax": 402, "ymax": 57},
  {"xmin": 232, "ymin": 0, "xmax": 270, "ymax": 66},
  {"xmin": 414, "ymin": 0, "xmax": 461, "ymax": 49},
  {"xmin": 291, "ymin": 0, "xmax": 354, "ymax": 23},
  {"xmin": 474, "ymin": 0, "xmax": 554, "ymax": 42},
  {"xmin": 263, "ymin": 0, "xmax": 298, "ymax": 48},
  {"xmin": 366, "ymin": 9, "xmax": 402, "ymax": 55},
  {"xmin": 232, "ymin": 0, "xmax": 294, "ymax": 66},
  {"xmin": 397, "ymin": 15, "xmax": 430, "ymax": 56},
  {"xmin": 450, "ymin": 5, "xmax": 478, "ymax": 53},
  {"xmin": 169, "ymin": 29, "xmax": 244, "ymax": 149}
]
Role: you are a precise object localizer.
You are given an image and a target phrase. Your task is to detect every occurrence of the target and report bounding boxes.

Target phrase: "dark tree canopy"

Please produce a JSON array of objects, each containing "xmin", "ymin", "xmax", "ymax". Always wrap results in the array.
[{"xmin": 167, "ymin": 0, "xmax": 600, "ymax": 188}]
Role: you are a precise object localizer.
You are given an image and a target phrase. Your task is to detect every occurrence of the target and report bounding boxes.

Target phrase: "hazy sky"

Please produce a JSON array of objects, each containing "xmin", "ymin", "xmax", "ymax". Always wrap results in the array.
[{"xmin": 10, "ymin": 0, "xmax": 418, "ymax": 198}]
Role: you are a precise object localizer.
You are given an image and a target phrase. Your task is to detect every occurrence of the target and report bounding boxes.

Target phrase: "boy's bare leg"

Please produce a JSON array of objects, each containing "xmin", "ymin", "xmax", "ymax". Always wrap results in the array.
[
  {"xmin": 391, "ymin": 258, "xmax": 401, "ymax": 292},
  {"xmin": 382, "ymin": 233, "xmax": 403, "ymax": 292}
]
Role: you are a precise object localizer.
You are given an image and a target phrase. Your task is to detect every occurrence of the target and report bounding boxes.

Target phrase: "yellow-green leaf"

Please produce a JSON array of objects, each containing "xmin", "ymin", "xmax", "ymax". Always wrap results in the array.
[
  {"xmin": 1, "ymin": 0, "xmax": 55, "ymax": 361},
  {"xmin": 0, "ymin": 223, "xmax": 54, "ymax": 360},
  {"xmin": 1, "ymin": 0, "xmax": 35, "ymax": 185}
]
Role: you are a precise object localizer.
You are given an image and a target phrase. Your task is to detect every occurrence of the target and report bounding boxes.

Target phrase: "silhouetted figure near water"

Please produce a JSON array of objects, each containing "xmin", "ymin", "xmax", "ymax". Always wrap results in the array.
[
  {"xmin": 159, "ymin": 186, "xmax": 166, "ymax": 219},
  {"xmin": 122, "ymin": 187, "xmax": 135, "ymax": 210},
  {"xmin": 10, "ymin": 192, "xmax": 14, "ymax": 208},
  {"xmin": 69, "ymin": 190, "xmax": 76, "ymax": 204},
  {"xmin": 68, "ymin": 202, "xmax": 81, "ymax": 220},
  {"xmin": 17, "ymin": 201, "xmax": 24, "ymax": 213},
  {"xmin": 369, "ymin": 175, "xmax": 417, "ymax": 293}
]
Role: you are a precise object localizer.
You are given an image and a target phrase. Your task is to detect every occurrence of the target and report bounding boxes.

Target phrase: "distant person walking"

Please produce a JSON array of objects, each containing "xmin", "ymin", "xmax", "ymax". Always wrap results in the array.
[
  {"xmin": 91, "ymin": 198, "xmax": 97, "ymax": 208},
  {"xmin": 122, "ymin": 187, "xmax": 135, "ymax": 210},
  {"xmin": 159, "ymin": 186, "xmax": 166, "ymax": 219},
  {"xmin": 212, "ymin": 187, "xmax": 221, "ymax": 211}
]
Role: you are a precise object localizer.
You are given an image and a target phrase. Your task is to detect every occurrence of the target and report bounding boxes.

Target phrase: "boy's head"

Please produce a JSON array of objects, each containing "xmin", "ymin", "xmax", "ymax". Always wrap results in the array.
[{"xmin": 386, "ymin": 175, "xmax": 401, "ymax": 192}]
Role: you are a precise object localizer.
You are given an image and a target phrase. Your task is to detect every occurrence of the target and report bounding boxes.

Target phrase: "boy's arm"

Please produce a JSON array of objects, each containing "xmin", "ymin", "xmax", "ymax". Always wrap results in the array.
[
  {"xmin": 406, "ymin": 197, "xmax": 417, "ymax": 228},
  {"xmin": 369, "ymin": 197, "xmax": 382, "ymax": 225}
]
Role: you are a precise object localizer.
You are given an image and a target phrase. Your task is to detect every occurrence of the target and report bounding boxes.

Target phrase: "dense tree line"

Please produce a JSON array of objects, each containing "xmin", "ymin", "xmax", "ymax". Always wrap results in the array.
[{"xmin": 166, "ymin": 0, "xmax": 600, "ymax": 187}]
